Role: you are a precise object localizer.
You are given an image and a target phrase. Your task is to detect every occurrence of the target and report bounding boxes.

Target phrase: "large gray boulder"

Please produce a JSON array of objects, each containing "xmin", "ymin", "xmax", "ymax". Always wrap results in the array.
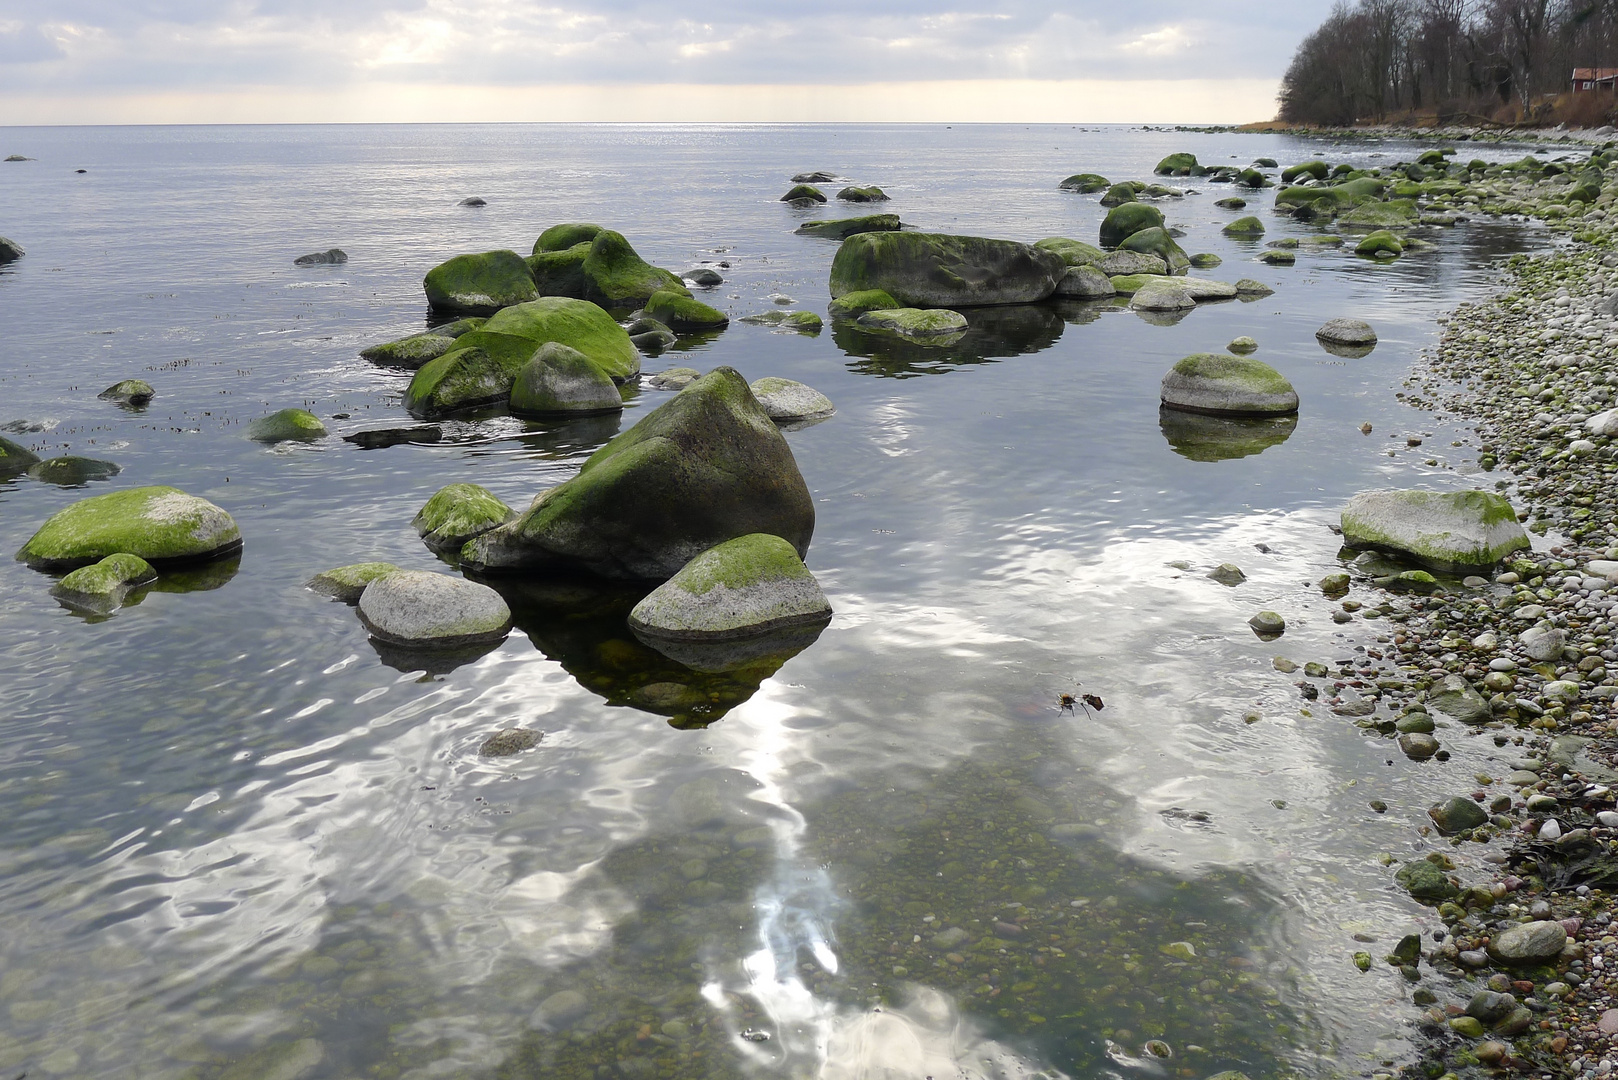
[
  {"xmin": 1160, "ymin": 354, "xmax": 1298, "ymax": 417},
  {"xmin": 628, "ymin": 533, "xmax": 833, "ymax": 642},
  {"xmin": 1429, "ymin": 673, "xmax": 1493, "ymax": 726},
  {"xmin": 509, "ymin": 342, "xmax": 623, "ymax": 417},
  {"xmin": 1488, "ymin": 920, "xmax": 1568, "ymax": 965},
  {"xmin": 829, "ymin": 232, "xmax": 1065, "ymax": 307},
  {"xmin": 1317, "ymin": 318, "xmax": 1378, "ymax": 346},
  {"xmin": 1341, "ymin": 490, "xmax": 1530, "ymax": 572},
  {"xmin": 357, "ymin": 571, "xmax": 512, "ymax": 649},
  {"xmin": 462, "ymin": 367, "xmax": 815, "ymax": 580},
  {"xmin": 1052, "ymin": 266, "xmax": 1115, "ymax": 299}
]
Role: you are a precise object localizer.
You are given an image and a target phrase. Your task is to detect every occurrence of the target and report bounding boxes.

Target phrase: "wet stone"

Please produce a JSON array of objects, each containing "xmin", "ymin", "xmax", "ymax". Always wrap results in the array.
[{"xmin": 480, "ymin": 728, "xmax": 542, "ymax": 756}]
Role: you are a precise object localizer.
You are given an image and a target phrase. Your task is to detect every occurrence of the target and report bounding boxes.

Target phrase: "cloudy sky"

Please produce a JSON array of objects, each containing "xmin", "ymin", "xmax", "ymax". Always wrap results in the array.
[{"xmin": 0, "ymin": 1, "xmax": 1329, "ymax": 124}]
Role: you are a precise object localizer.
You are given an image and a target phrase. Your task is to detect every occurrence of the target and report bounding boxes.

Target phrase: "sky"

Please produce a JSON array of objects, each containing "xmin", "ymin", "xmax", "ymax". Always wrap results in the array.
[{"xmin": 0, "ymin": 1, "xmax": 1331, "ymax": 124}]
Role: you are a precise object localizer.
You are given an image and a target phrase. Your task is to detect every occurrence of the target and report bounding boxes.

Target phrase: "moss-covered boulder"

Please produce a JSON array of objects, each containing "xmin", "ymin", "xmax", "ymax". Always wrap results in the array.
[
  {"xmin": 51, "ymin": 553, "xmax": 157, "ymax": 614},
  {"xmin": 1160, "ymin": 353, "xmax": 1298, "ymax": 418},
  {"xmin": 1275, "ymin": 177, "xmax": 1385, "ymax": 215},
  {"xmin": 413, "ymin": 483, "xmax": 515, "ymax": 554},
  {"xmin": 781, "ymin": 184, "xmax": 826, "ymax": 204},
  {"xmin": 483, "ymin": 297, "xmax": 640, "ymax": 381},
  {"xmin": 360, "ymin": 318, "xmax": 486, "ymax": 369},
  {"xmin": 1236, "ymin": 168, "xmax": 1271, "ymax": 188},
  {"xmin": 1260, "ymin": 250, "xmax": 1295, "ymax": 266},
  {"xmin": 1154, "ymin": 152, "xmax": 1201, "ymax": 176},
  {"xmin": 16, "ymin": 486, "xmax": 241, "ymax": 570},
  {"xmin": 1099, "ymin": 182, "xmax": 1139, "ymax": 207},
  {"xmin": 580, "ymin": 230, "xmax": 688, "ymax": 309},
  {"xmin": 856, "ymin": 308, "xmax": 969, "ymax": 336},
  {"xmin": 1129, "ymin": 281, "xmax": 1195, "ymax": 312},
  {"xmin": 248, "ymin": 408, "xmax": 327, "ymax": 443},
  {"xmin": 1356, "ymin": 230, "xmax": 1404, "ymax": 257},
  {"xmin": 461, "ymin": 367, "xmax": 815, "ymax": 580},
  {"xmin": 1236, "ymin": 279, "xmax": 1274, "ymax": 297},
  {"xmin": 1214, "ymin": 197, "xmax": 1247, "ymax": 210},
  {"xmin": 1052, "ymin": 265, "xmax": 1115, "ymax": 299},
  {"xmin": 749, "ymin": 378, "xmax": 834, "ymax": 423},
  {"xmin": 795, "ymin": 214, "xmax": 903, "ymax": 240},
  {"xmin": 1034, "ymin": 237, "xmax": 1105, "ymax": 267},
  {"xmin": 0, "ymin": 434, "xmax": 40, "ymax": 479},
  {"xmin": 1106, "ymin": 274, "xmax": 1154, "ymax": 296},
  {"xmin": 357, "ymin": 571, "xmax": 512, "ymax": 650},
  {"xmin": 829, "ymin": 232, "xmax": 1064, "ymax": 307},
  {"xmin": 1118, "ymin": 227, "xmax": 1189, "ymax": 273},
  {"xmin": 1340, "ymin": 490, "xmax": 1530, "ymax": 573},
  {"xmin": 307, "ymin": 561, "xmax": 402, "ymax": 603},
  {"xmin": 1222, "ymin": 216, "xmax": 1265, "ymax": 238},
  {"xmin": 1098, "ymin": 202, "xmax": 1165, "ymax": 248},
  {"xmin": 829, "ymin": 289, "xmax": 901, "ymax": 315},
  {"xmin": 628, "ymin": 533, "xmax": 832, "ymax": 642},
  {"xmin": 534, "ymin": 223, "xmax": 604, "ymax": 253},
  {"xmin": 404, "ymin": 347, "xmax": 513, "ymax": 418},
  {"xmin": 27, "ymin": 456, "xmax": 121, "ymax": 486},
  {"xmin": 1280, "ymin": 161, "xmax": 1329, "ymax": 183},
  {"xmin": 1058, "ymin": 173, "xmax": 1109, "ymax": 193},
  {"xmin": 780, "ymin": 311, "xmax": 822, "ymax": 332},
  {"xmin": 1396, "ymin": 859, "xmax": 1459, "ymax": 902},
  {"xmin": 1339, "ymin": 200, "xmax": 1418, "ymax": 228},
  {"xmin": 1189, "ymin": 253, "xmax": 1222, "ymax": 268},
  {"xmin": 423, "ymin": 250, "xmax": 538, "ymax": 315},
  {"xmin": 510, "ymin": 342, "xmax": 624, "ymax": 417},
  {"xmin": 837, "ymin": 185, "xmax": 889, "ymax": 202},
  {"xmin": 644, "ymin": 290, "xmax": 729, "ymax": 331},
  {"xmin": 98, "ymin": 379, "xmax": 155, "ymax": 406},
  {"xmin": 526, "ymin": 242, "xmax": 591, "ymax": 298}
]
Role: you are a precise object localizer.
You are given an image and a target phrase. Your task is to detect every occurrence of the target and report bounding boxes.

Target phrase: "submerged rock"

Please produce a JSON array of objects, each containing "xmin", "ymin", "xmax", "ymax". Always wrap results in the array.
[
  {"xmin": 413, "ymin": 483, "xmax": 515, "ymax": 554},
  {"xmin": 357, "ymin": 571, "xmax": 512, "ymax": 650},
  {"xmin": 1058, "ymin": 173, "xmax": 1109, "ymax": 193},
  {"xmin": 750, "ymin": 378, "xmax": 834, "ymax": 423},
  {"xmin": 857, "ymin": 308, "xmax": 969, "ymax": 336},
  {"xmin": 27, "ymin": 456, "xmax": 121, "ymax": 486},
  {"xmin": 1396, "ymin": 859, "xmax": 1459, "ymax": 902},
  {"xmin": 481, "ymin": 728, "xmax": 542, "ymax": 756},
  {"xmin": 510, "ymin": 342, "xmax": 623, "ymax": 417},
  {"xmin": 795, "ymin": 214, "xmax": 903, "ymax": 241},
  {"xmin": 781, "ymin": 184, "xmax": 827, "ymax": 204},
  {"xmin": 829, "ymin": 232, "xmax": 1065, "ymax": 307},
  {"xmin": 629, "ymin": 533, "xmax": 832, "ymax": 642},
  {"xmin": 838, "ymin": 185, "xmax": 889, "ymax": 202},
  {"xmin": 424, "ymin": 250, "xmax": 539, "ymax": 316},
  {"xmin": 248, "ymin": 408, "xmax": 327, "ymax": 443},
  {"xmin": 792, "ymin": 171, "xmax": 837, "ymax": 184},
  {"xmin": 360, "ymin": 318, "xmax": 485, "ymax": 369},
  {"xmin": 98, "ymin": 379, "xmax": 155, "ymax": 406},
  {"xmin": 51, "ymin": 553, "xmax": 157, "ymax": 614},
  {"xmin": 0, "ymin": 236, "xmax": 23, "ymax": 263},
  {"xmin": 1429, "ymin": 795, "xmax": 1489, "ymax": 834},
  {"xmin": 644, "ymin": 289, "xmax": 729, "ymax": 331},
  {"xmin": 307, "ymin": 561, "xmax": 402, "ymax": 603},
  {"xmin": 1160, "ymin": 354, "xmax": 1298, "ymax": 417},
  {"xmin": 1340, "ymin": 489, "xmax": 1529, "ymax": 572},
  {"xmin": 462, "ymin": 367, "xmax": 814, "ymax": 580},
  {"xmin": 16, "ymin": 486, "xmax": 241, "ymax": 570},
  {"xmin": 342, "ymin": 425, "xmax": 442, "ymax": 449},
  {"xmin": 828, "ymin": 289, "xmax": 901, "ymax": 315},
  {"xmin": 0, "ymin": 434, "xmax": 40, "ymax": 478},
  {"xmin": 294, "ymin": 248, "xmax": 347, "ymax": 266}
]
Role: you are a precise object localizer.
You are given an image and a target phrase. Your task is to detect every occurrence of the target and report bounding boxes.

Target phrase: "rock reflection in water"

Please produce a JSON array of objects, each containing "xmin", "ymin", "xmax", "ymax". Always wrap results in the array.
[
  {"xmin": 1318, "ymin": 340, "xmax": 1377, "ymax": 360},
  {"xmin": 493, "ymin": 577, "xmax": 823, "ymax": 728},
  {"xmin": 832, "ymin": 304, "xmax": 1065, "ymax": 379},
  {"xmin": 1159, "ymin": 406, "xmax": 1297, "ymax": 462}
]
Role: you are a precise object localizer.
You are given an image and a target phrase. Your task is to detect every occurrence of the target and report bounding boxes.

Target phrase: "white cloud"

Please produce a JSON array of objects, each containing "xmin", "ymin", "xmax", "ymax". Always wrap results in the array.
[{"xmin": 1123, "ymin": 25, "xmax": 1192, "ymax": 55}]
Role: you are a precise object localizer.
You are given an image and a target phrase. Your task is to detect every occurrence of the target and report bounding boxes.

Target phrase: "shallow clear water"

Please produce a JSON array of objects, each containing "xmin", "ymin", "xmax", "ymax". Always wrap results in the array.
[{"xmin": 0, "ymin": 123, "xmax": 1556, "ymax": 1080}]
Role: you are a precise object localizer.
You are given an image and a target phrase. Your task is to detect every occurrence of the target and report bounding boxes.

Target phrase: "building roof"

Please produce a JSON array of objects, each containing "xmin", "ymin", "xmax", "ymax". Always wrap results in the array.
[{"xmin": 1573, "ymin": 68, "xmax": 1618, "ymax": 81}]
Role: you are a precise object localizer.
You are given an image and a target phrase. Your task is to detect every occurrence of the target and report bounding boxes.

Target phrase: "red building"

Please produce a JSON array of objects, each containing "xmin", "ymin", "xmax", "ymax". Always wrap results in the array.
[{"xmin": 1573, "ymin": 68, "xmax": 1618, "ymax": 92}]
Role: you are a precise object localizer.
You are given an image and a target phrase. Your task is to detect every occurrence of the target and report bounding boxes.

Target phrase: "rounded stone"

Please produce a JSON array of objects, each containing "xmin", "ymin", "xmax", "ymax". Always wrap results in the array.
[
  {"xmin": 16, "ymin": 485, "xmax": 241, "ymax": 570},
  {"xmin": 412, "ymin": 483, "xmax": 515, "ymax": 554},
  {"xmin": 1129, "ymin": 281, "xmax": 1195, "ymax": 312},
  {"xmin": 248, "ymin": 408, "xmax": 327, "ymax": 443},
  {"xmin": 749, "ymin": 378, "xmax": 834, "ymax": 423},
  {"xmin": 1228, "ymin": 336, "xmax": 1258, "ymax": 354},
  {"xmin": 480, "ymin": 728, "xmax": 542, "ymax": 756},
  {"xmin": 357, "ymin": 571, "xmax": 512, "ymax": 650},
  {"xmin": 307, "ymin": 562, "xmax": 402, "ymax": 603},
  {"xmin": 1160, "ymin": 353, "xmax": 1298, "ymax": 417},
  {"xmin": 1248, "ymin": 610, "xmax": 1285, "ymax": 636},
  {"xmin": 51, "ymin": 553, "xmax": 157, "ymax": 613},
  {"xmin": 27, "ymin": 456, "xmax": 121, "ymax": 486},
  {"xmin": 98, "ymin": 379, "xmax": 155, "ymax": 406},
  {"xmin": 1429, "ymin": 796, "xmax": 1488, "ymax": 833},
  {"xmin": 857, "ymin": 307, "xmax": 968, "ymax": 337},
  {"xmin": 528, "ymin": 989, "xmax": 589, "ymax": 1030},
  {"xmin": 509, "ymin": 341, "xmax": 624, "ymax": 417},
  {"xmin": 1488, "ymin": 920, "xmax": 1568, "ymax": 964},
  {"xmin": 1317, "ymin": 318, "xmax": 1378, "ymax": 346},
  {"xmin": 1400, "ymin": 732, "xmax": 1439, "ymax": 760},
  {"xmin": 628, "ymin": 533, "xmax": 832, "ymax": 642}
]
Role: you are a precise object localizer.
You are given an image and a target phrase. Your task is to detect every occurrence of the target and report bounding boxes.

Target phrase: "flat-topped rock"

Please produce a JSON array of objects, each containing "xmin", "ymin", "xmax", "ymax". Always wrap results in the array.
[
  {"xmin": 795, "ymin": 214, "xmax": 903, "ymax": 241},
  {"xmin": 1129, "ymin": 281, "xmax": 1195, "ymax": 312},
  {"xmin": 1097, "ymin": 250, "xmax": 1166, "ymax": 276},
  {"xmin": 98, "ymin": 379, "xmax": 155, "ymax": 406},
  {"xmin": 857, "ymin": 308, "xmax": 968, "ymax": 336},
  {"xmin": 1052, "ymin": 266, "xmax": 1114, "ymax": 299},
  {"xmin": 830, "ymin": 232, "xmax": 1064, "ymax": 307},
  {"xmin": 424, "ymin": 250, "xmax": 538, "ymax": 316},
  {"xmin": 629, "ymin": 533, "xmax": 832, "ymax": 642},
  {"xmin": 357, "ymin": 571, "xmax": 512, "ymax": 650},
  {"xmin": 51, "ymin": 553, "xmax": 157, "ymax": 614},
  {"xmin": 307, "ymin": 562, "xmax": 402, "ymax": 603},
  {"xmin": 1160, "ymin": 354, "xmax": 1298, "ymax": 417},
  {"xmin": 1317, "ymin": 318, "xmax": 1378, "ymax": 346},
  {"xmin": 750, "ymin": 378, "xmax": 834, "ymax": 423},
  {"xmin": 17, "ymin": 486, "xmax": 241, "ymax": 570},
  {"xmin": 413, "ymin": 483, "xmax": 515, "ymax": 554},
  {"xmin": 1341, "ymin": 489, "xmax": 1529, "ymax": 573}
]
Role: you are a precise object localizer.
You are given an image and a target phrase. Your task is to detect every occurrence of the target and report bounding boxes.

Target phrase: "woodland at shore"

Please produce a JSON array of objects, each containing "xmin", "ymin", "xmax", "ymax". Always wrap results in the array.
[{"xmin": 1280, "ymin": 0, "xmax": 1618, "ymax": 130}]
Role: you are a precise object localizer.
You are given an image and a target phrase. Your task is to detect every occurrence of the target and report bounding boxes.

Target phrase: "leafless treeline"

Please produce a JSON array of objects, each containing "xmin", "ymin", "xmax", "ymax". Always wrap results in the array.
[{"xmin": 1279, "ymin": 0, "xmax": 1618, "ymax": 125}]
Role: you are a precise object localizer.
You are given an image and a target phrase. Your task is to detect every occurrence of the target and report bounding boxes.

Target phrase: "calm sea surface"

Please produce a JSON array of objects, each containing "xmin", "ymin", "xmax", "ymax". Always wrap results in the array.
[{"xmin": 0, "ymin": 123, "xmax": 1556, "ymax": 1080}]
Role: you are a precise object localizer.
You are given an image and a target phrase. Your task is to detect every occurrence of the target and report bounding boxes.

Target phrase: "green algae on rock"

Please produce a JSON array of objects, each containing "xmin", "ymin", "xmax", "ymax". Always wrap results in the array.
[
  {"xmin": 1356, "ymin": 229, "xmax": 1404, "ymax": 257},
  {"xmin": 462, "ymin": 367, "xmax": 814, "ymax": 580},
  {"xmin": 356, "ymin": 570, "xmax": 512, "ymax": 649},
  {"xmin": 1034, "ymin": 236, "xmax": 1105, "ymax": 267},
  {"xmin": 628, "ymin": 533, "xmax": 832, "ymax": 642},
  {"xmin": 510, "ymin": 342, "xmax": 624, "ymax": 417},
  {"xmin": 533, "ymin": 222, "xmax": 605, "ymax": 252},
  {"xmin": 1098, "ymin": 202, "xmax": 1165, "ymax": 249},
  {"xmin": 1057, "ymin": 173, "xmax": 1109, "ymax": 193},
  {"xmin": 781, "ymin": 184, "xmax": 826, "ymax": 203},
  {"xmin": 1396, "ymin": 858, "xmax": 1459, "ymax": 902},
  {"xmin": 828, "ymin": 288, "xmax": 901, "ymax": 315},
  {"xmin": 1221, "ymin": 216, "xmax": 1265, "ymax": 238},
  {"xmin": 795, "ymin": 214, "xmax": 902, "ymax": 240},
  {"xmin": 829, "ymin": 232, "xmax": 1064, "ymax": 307},
  {"xmin": 482, "ymin": 297, "xmax": 640, "ymax": 382},
  {"xmin": 306, "ymin": 561, "xmax": 402, "ymax": 603},
  {"xmin": 856, "ymin": 307, "xmax": 969, "ymax": 336},
  {"xmin": 1118, "ymin": 226, "xmax": 1189, "ymax": 273},
  {"xmin": 27, "ymin": 456, "xmax": 121, "ymax": 486},
  {"xmin": 1160, "ymin": 354, "xmax": 1299, "ymax": 418},
  {"xmin": 1099, "ymin": 181, "xmax": 1139, "ymax": 207},
  {"xmin": 404, "ymin": 347, "xmax": 514, "ymax": 418},
  {"xmin": 1052, "ymin": 265, "xmax": 1115, "ymax": 299},
  {"xmin": 643, "ymin": 289, "xmax": 729, "ymax": 331},
  {"xmin": 837, "ymin": 185, "xmax": 888, "ymax": 202},
  {"xmin": 579, "ymin": 230, "xmax": 688, "ymax": 309},
  {"xmin": 525, "ymin": 242, "xmax": 591, "ymax": 298},
  {"xmin": 749, "ymin": 377, "xmax": 835, "ymax": 423},
  {"xmin": 0, "ymin": 434, "xmax": 40, "ymax": 478},
  {"xmin": 50, "ymin": 553, "xmax": 157, "ymax": 614},
  {"xmin": 423, "ymin": 250, "xmax": 538, "ymax": 315},
  {"xmin": 247, "ymin": 408, "xmax": 327, "ymax": 443},
  {"xmin": 98, "ymin": 379, "xmax": 155, "ymax": 406},
  {"xmin": 17, "ymin": 486, "xmax": 241, "ymax": 570},
  {"xmin": 412, "ymin": 483, "xmax": 515, "ymax": 554},
  {"xmin": 1340, "ymin": 490, "xmax": 1530, "ymax": 573},
  {"xmin": 1154, "ymin": 152, "xmax": 1201, "ymax": 176},
  {"xmin": 1280, "ymin": 160, "xmax": 1329, "ymax": 183},
  {"xmin": 359, "ymin": 323, "xmax": 480, "ymax": 369}
]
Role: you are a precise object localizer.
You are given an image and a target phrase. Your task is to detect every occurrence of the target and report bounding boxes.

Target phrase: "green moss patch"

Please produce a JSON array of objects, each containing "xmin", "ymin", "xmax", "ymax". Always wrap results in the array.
[{"xmin": 17, "ymin": 486, "xmax": 241, "ymax": 570}]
